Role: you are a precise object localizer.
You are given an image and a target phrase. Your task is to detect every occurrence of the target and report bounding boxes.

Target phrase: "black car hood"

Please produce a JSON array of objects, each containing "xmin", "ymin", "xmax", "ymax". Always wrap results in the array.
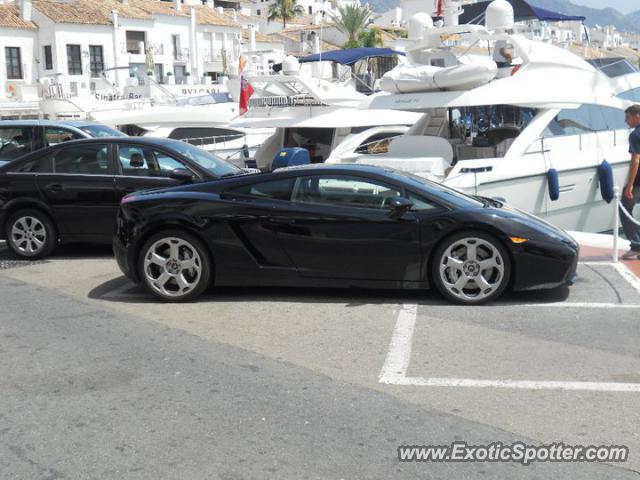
[{"xmin": 488, "ymin": 204, "xmax": 576, "ymax": 245}]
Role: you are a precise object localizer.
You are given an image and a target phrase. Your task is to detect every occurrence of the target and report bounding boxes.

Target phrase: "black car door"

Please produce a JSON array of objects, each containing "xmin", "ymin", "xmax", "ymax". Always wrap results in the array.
[
  {"xmin": 220, "ymin": 177, "xmax": 297, "ymax": 269},
  {"xmin": 114, "ymin": 144, "xmax": 199, "ymax": 199},
  {"xmin": 34, "ymin": 143, "xmax": 118, "ymax": 239},
  {"xmin": 273, "ymin": 174, "xmax": 422, "ymax": 282}
]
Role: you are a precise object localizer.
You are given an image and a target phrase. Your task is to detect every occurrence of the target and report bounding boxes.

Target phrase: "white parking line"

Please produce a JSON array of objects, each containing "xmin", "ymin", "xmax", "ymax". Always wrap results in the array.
[
  {"xmin": 387, "ymin": 376, "xmax": 640, "ymax": 392},
  {"xmin": 379, "ymin": 291, "xmax": 640, "ymax": 392},
  {"xmin": 379, "ymin": 304, "xmax": 416, "ymax": 383},
  {"xmin": 521, "ymin": 302, "xmax": 640, "ymax": 309}
]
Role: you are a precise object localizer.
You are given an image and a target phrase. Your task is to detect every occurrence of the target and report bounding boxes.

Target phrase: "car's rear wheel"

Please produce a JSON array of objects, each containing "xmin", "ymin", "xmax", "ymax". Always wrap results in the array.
[
  {"xmin": 138, "ymin": 230, "xmax": 211, "ymax": 302},
  {"xmin": 432, "ymin": 231, "xmax": 511, "ymax": 305},
  {"xmin": 5, "ymin": 209, "xmax": 57, "ymax": 259}
]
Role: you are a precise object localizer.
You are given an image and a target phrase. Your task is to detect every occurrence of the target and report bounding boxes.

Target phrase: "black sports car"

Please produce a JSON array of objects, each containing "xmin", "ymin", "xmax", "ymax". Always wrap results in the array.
[
  {"xmin": 0, "ymin": 137, "xmax": 244, "ymax": 258},
  {"xmin": 113, "ymin": 164, "xmax": 579, "ymax": 305}
]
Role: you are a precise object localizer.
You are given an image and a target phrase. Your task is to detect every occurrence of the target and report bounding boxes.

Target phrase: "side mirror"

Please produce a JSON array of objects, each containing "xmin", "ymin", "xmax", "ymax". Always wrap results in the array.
[
  {"xmin": 170, "ymin": 167, "xmax": 194, "ymax": 182},
  {"xmin": 387, "ymin": 197, "xmax": 414, "ymax": 218}
]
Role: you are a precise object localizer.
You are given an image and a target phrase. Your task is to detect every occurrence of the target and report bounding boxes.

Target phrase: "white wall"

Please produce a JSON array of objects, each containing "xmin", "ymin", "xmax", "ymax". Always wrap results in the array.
[{"xmin": 0, "ymin": 27, "xmax": 37, "ymax": 99}]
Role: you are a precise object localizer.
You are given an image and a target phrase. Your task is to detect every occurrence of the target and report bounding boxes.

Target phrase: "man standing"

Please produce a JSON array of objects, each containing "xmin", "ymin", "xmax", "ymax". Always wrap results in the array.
[
  {"xmin": 493, "ymin": 39, "xmax": 513, "ymax": 68},
  {"xmin": 621, "ymin": 105, "xmax": 640, "ymax": 259}
]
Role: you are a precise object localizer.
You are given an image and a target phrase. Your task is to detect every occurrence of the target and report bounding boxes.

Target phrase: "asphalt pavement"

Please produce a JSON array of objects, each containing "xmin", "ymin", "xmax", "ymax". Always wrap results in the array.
[{"xmin": 1, "ymin": 243, "xmax": 640, "ymax": 479}]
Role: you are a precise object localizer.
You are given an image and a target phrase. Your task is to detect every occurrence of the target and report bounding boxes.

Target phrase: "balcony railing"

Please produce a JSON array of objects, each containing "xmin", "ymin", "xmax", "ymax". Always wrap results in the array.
[
  {"xmin": 173, "ymin": 48, "xmax": 190, "ymax": 62},
  {"xmin": 123, "ymin": 42, "xmax": 164, "ymax": 55},
  {"xmin": 202, "ymin": 48, "xmax": 225, "ymax": 63}
]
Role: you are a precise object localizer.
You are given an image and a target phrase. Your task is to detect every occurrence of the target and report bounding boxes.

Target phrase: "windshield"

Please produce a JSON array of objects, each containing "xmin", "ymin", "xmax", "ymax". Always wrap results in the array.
[
  {"xmin": 389, "ymin": 170, "xmax": 484, "ymax": 208},
  {"xmin": 79, "ymin": 125, "xmax": 127, "ymax": 137},
  {"xmin": 169, "ymin": 141, "xmax": 242, "ymax": 177}
]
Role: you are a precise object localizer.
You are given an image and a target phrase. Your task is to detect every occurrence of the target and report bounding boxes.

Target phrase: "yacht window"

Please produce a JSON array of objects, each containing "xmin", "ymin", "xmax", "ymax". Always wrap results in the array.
[
  {"xmin": 355, "ymin": 132, "xmax": 401, "ymax": 155},
  {"xmin": 449, "ymin": 105, "xmax": 536, "ymax": 160},
  {"xmin": 619, "ymin": 88, "xmax": 640, "ymax": 103},
  {"xmin": 544, "ymin": 104, "xmax": 627, "ymax": 137},
  {"xmin": 587, "ymin": 58, "xmax": 637, "ymax": 78},
  {"xmin": 449, "ymin": 105, "xmax": 536, "ymax": 142}
]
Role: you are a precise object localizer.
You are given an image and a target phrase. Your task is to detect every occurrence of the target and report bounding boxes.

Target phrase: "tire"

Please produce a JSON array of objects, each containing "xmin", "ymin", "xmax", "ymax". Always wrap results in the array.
[
  {"xmin": 138, "ymin": 229, "xmax": 211, "ymax": 302},
  {"xmin": 5, "ymin": 209, "xmax": 57, "ymax": 259},
  {"xmin": 431, "ymin": 230, "xmax": 511, "ymax": 305}
]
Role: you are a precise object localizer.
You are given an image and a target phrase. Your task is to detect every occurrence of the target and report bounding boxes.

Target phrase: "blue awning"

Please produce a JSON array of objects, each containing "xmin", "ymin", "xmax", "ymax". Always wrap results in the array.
[
  {"xmin": 459, "ymin": 0, "xmax": 585, "ymax": 24},
  {"xmin": 297, "ymin": 48, "xmax": 405, "ymax": 66}
]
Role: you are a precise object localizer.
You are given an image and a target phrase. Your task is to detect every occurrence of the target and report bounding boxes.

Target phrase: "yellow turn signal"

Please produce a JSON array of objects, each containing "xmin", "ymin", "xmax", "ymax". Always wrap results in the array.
[{"xmin": 509, "ymin": 236, "xmax": 529, "ymax": 244}]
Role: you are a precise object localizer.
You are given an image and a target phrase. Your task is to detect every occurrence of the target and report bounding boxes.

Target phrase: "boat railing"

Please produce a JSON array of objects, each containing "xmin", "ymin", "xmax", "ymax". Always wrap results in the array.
[
  {"xmin": 179, "ymin": 132, "xmax": 247, "ymax": 148},
  {"xmin": 248, "ymin": 95, "xmax": 326, "ymax": 108}
]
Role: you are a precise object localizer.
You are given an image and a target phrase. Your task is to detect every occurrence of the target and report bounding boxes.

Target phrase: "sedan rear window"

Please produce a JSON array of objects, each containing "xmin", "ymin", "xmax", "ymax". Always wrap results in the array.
[
  {"xmin": 167, "ymin": 142, "xmax": 241, "ymax": 178},
  {"xmin": 0, "ymin": 126, "xmax": 35, "ymax": 161},
  {"xmin": 78, "ymin": 125, "xmax": 126, "ymax": 138}
]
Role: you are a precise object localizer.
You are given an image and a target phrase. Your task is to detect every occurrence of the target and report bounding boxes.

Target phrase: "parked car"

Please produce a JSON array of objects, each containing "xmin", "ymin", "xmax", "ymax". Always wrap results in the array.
[
  {"xmin": 0, "ymin": 120, "xmax": 127, "ymax": 165},
  {"xmin": 113, "ymin": 164, "xmax": 579, "ymax": 305},
  {"xmin": 0, "ymin": 137, "xmax": 245, "ymax": 259}
]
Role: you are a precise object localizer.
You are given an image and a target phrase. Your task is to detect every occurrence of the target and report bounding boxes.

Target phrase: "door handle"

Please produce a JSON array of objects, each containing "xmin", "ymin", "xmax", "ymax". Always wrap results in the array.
[
  {"xmin": 269, "ymin": 217, "xmax": 296, "ymax": 225},
  {"xmin": 47, "ymin": 184, "xmax": 64, "ymax": 193}
]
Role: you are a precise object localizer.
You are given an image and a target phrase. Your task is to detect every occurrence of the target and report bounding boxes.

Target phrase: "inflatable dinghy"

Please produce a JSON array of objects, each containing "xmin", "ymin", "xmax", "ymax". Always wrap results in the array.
[{"xmin": 379, "ymin": 62, "xmax": 498, "ymax": 93}]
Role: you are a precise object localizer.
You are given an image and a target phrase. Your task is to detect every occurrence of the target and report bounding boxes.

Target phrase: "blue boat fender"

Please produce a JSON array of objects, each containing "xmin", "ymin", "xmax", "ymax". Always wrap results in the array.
[
  {"xmin": 547, "ymin": 168, "xmax": 560, "ymax": 201},
  {"xmin": 597, "ymin": 160, "xmax": 614, "ymax": 203}
]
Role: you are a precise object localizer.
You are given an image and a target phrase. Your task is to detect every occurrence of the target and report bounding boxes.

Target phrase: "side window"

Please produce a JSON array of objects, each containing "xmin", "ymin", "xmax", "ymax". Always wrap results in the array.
[
  {"xmin": 50, "ymin": 144, "xmax": 110, "ymax": 174},
  {"xmin": 44, "ymin": 127, "xmax": 83, "ymax": 147},
  {"xmin": 13, "ymin": 155, "xmax": 54, "ymax": 173},
  {"xmin": 354, "ymin": 133, "xmax": 397, "ymax": 155},
  {"xmin": 619, "ymin": 87, "xmax": 640, "ymax": 103},
  {"xmin": 118, "ymin": 145, "xmax": 190, "ymax": 177},
  {"xmin": 407, "ymin": 192, "xmax": 441, "ymax": 212},
  {"xmin": 292, "ymin": 175, "xmax": 401, "ymax": 210},
  {"xmin": 544, "ymin": 105, "xmax": 627, "ymax": 137},
  {"xmin": 0, "ymin": 126, "xmax": 35, "ymax": 161},
  {"xmin": 226, "ymin": 178, "xmax": 293, "ymax": 201}
]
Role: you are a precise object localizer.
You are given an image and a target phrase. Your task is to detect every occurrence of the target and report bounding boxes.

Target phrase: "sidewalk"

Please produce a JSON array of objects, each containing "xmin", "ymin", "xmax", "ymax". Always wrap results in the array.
[{"xmin": 570, "ymin": 231, "xmax": 640, "ymax": 277}]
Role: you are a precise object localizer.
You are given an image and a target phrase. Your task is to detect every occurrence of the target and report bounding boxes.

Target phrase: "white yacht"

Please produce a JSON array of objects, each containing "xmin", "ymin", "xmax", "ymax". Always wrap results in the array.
[
  {"xmin": 229, "ymin": 53, "xmax": 423, "ymax": 169},
  {"xmin": 40, "ymin": 76, "xmax": 270, "ymax": 166},
  {"xmin": 331, "ymin": 0, "xmax": 640, "ymax": 233}
]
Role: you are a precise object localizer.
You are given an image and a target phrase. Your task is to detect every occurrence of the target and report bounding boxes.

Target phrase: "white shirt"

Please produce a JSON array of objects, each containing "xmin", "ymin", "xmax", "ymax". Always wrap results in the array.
[{"xmin": 493, "ymin": 40, "xmax": 510, "ymax": 63}]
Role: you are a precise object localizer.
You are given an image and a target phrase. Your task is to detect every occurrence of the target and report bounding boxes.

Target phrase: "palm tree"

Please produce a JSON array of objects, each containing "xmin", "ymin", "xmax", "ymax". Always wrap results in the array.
[
  {"xmin": 331, "ymin": 4, "xmax": 373, "ymax": 49},
  {"xmin": 358, "ymin": 26, "xmax": 383, "ymax": 48},
  {"xmin": 267, "ymin": 0, "xmax": 304, "ymax": 29}
]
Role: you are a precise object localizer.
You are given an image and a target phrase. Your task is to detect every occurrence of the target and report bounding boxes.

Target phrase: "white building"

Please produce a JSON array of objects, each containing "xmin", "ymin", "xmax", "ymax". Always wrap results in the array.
[
  {"xmin": 0, "ymin": 0, "xmax": 286, "ymax": 104},
  {"xmin": 0, "ymin": 2, "xmax": 38, "ymax": 103}
]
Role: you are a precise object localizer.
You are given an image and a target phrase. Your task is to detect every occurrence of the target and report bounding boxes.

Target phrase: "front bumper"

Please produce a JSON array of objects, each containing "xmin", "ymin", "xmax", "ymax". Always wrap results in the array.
[
  {"xmin": 113, "ymin": 234, "xmax": 140, "ymax": 283},
  {"xmin": 511, "ymin": 239, "xmax": 579, "ymax": 292}
]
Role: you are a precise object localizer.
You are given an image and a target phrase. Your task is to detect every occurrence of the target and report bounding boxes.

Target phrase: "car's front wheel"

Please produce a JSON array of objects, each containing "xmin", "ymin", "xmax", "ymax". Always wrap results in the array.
[
  {"xmin": 138, "ymin": 230, "xmax": 211, "ymax": 302},
  {"xmin": 5, "ymin": 209, "xmax": 57, "ymax": 259},
  {"xmin": 432, "ymin": 231, "xmax": 511, "ymax": 305}
]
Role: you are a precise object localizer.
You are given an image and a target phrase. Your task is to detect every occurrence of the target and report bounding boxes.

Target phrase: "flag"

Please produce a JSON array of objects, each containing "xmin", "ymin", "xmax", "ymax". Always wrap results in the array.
[
  {"xmin": 437, "ymin": 0, "xmax": 443, "ymax": 17},
  {"xmin": 238, "ymin": 56, "xmax": 254, "ymax": 116}
]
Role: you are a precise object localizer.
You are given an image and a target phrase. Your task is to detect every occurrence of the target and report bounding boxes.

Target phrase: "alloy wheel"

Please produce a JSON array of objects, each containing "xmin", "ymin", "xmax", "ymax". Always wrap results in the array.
[
  {"xmin": 143, "ymin": 237, "xmax": 203, "ymax": 298},
  {"xmin": 10, "ymin": 216, "xmax": 47, "ymax": 255},
  {"xmin": 438, "ymin": 237, "xmax": 505, "ymax": 302}
]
